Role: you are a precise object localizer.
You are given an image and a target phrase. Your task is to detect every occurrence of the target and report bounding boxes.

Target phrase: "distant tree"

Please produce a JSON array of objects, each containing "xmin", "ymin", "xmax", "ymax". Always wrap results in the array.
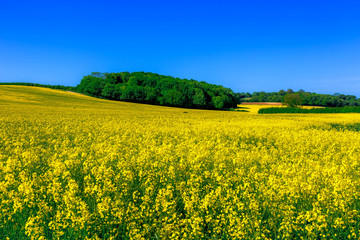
[
  {"xmin": 283, "ymin": 93, "xmax": 303, "ymax": 107},
  {"xmin": 245, "ymin": 92, "xmax": 252, "ymax": 98},
  {"xmin": 91, "ymin": 72, "xmax": 106, "ymax": 79},
  {"xmin": 278, "ymin": 89, "xmax": 286, "ymax": 96},
  {"xmin": 164, "ymin": 89, "xmax": 185, "ymax": 106},
  {"xmin": 127, "ymin": 76, "xmax": 141, "ymax": 86},
  {"xmin": 132, "ymin": 86, "xmax": 147, "ymax": 102},
  {"xmin": 78, "ymin": 76, "xmax": 105, "ymax": 97},
  {"xmin": 120, "ymin": 72, "xmax": 130, "ymax": 83},
  {"xmin": 241, "ymin": 88, "xmax": 360, "ymax": 107},
  {"xmin": 102, "ymin": 83, "xmax": 116, "ymax": 99},
  {"xmin": 105, "ymin": 73, "xmax": 123, "ymax": 84},
  {"xmin": 258, "ymin": 93, "xmax": 267, "ymax": 102},
  {"xmin": 193, "ymin": 89, "xmax": 207, "ymax": 107},
  {"xmin": 212, "ymin": 96, "xmax": 226, "ymax": 109},
  {"xmin": 145, "ymin": 87, "xmax": 158, "ymax": 104},
  {"xmin": 286, "ymin": 89, "xmax": 294, "ymax": 94}
]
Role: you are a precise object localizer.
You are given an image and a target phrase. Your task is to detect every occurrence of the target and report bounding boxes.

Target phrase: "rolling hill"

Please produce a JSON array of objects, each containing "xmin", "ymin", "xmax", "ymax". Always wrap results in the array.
[{"xmin": 1, "ymin": 85, "xmax": 360, "ymax": 239}]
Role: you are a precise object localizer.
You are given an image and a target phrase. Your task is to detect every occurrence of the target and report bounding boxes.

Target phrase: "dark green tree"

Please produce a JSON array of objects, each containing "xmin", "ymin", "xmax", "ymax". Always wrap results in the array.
[
  {"xmin": 286, "ymin": 89, "xmax": 294, "ymax": 94},
  {"xmin": 212, "ymin": 96, "xmax": 226, "ymax": 109},
  {"xmin": 163, "ymin": 89, "xmax": 185, "ymax": 106},
  {"xmin": 192, "ymin": 89, "xmax": 207, "ymax": 107},
  {"xmin": 102, "ymin": 83, "xmax": 117, "ymax": 99},
  {"xmin": 284, "ymin": 93, "xmax": 303, "ymax": 107}
]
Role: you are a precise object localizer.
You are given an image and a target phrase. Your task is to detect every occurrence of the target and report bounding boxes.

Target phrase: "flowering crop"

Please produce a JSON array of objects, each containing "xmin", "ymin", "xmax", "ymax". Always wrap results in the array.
[{"xmin": 1, "ymin": 86, "xmax": 360, "ymax": 239}]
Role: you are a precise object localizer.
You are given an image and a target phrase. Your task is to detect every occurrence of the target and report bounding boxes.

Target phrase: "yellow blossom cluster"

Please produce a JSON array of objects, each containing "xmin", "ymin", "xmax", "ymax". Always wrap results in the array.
[{"xmin": 0, "ymin": 86, "xmax": 360, "ymax": 239}]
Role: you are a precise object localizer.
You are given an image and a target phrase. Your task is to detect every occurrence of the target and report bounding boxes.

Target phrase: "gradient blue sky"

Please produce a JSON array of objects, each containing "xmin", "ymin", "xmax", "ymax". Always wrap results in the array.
[{"xmin": 1, "ymin": 0, "xmax": 360, "ymax": 95}]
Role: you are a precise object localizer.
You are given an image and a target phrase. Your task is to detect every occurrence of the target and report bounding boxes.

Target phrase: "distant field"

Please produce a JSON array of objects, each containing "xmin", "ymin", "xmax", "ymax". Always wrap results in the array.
[
  {"xmin": 238, "ymin": 103, "xmax": 324, "ymax": 114},
  {"xmin": 241, "ymin": 102, "xmax": 283, "ymax": 105},
  {"xmin": 236, "ymin": 103, "xmax": 285, "ymax": 113},
  {"xmin": 1, "ymin": 86, "xmax": 360, "ymax": 239}
]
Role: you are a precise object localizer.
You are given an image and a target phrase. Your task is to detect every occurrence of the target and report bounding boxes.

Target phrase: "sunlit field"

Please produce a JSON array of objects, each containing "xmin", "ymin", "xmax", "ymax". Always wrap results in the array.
[
  {"xmin": 1, "ymin": 86, "xmax": 360, "ymax": 239},
  {"xmin": 238, "ymin": 103, "xmax": 324, "ymax": 114},
  {"xmin": 237, "ymin": 104, "xmax": 286, "ymax": 114}
]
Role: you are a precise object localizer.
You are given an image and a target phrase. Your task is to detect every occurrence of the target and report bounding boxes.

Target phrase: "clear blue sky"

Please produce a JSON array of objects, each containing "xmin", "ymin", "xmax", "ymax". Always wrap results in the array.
[{"xmin": 1, "ymin": 0, "xmax": 360, "ymax": 96}]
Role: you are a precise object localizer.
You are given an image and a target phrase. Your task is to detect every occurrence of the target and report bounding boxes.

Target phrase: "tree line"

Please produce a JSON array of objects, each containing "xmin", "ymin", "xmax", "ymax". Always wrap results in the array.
[
  {"xmin": 238, "ymin": 89, "xmax": 360, "ymax": 107},
  {"xmin": 76, "ymin": 72, "xmax": 238, "ymax": 110},
  {"xmin": 0, "ymin": 82, "xmax": 76, "ymax": 91},
  {"xmin": 258, "ymin": 106, "xmax": 360, "ymax": 114},
  {"xmin": 2, "ymin": 78, "xmax": 359, "ymax": 109}
]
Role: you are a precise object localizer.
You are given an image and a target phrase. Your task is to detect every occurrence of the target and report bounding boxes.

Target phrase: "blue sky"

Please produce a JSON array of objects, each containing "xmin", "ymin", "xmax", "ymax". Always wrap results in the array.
[{"xmin": 1, "ymin": 0, "xmax": 360, "ymax": 96}]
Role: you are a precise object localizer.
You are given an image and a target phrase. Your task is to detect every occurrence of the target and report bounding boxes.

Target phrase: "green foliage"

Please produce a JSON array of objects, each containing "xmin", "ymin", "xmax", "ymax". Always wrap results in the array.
[
  {"xmin": 234, "ymin": 92, "xmax": 252, "ymax": 103},
  {"xmin": 242, "ymin": 89, "xmax": 360, "ymax": 107},
  {"xmin": 258, "ymin": 106, "xmax": 360, "ymax": 114},
  {"xmin": 286, "ymin": 88, "xmax": 294, "ymax": 94},
  {"xmin": 212, "ymin": 96, "xmax": 226, "ymax": 109},
  {"xmin": 192, "ymin": 89, "xmax": 207, "ymax": 107},
  {"xmin": 283, "ymin": 93, "xmax": 303, "ymax": 107},
  {"xmin": 76, "ymin": 72, "xmax": 237, "ymax": 110},
  {"xmin": 163, "ymin": 89, "xmax": 185, "ymax": 106},
  {"xmin": 101, "ymin": 83, "xmax": 117, "ymax": 99}
]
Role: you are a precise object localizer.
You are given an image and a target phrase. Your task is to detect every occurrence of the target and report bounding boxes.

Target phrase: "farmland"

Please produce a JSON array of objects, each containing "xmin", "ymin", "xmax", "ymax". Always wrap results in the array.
[{"xmin": 1, "ymin": 86, "xmax": 360, "ymax": 239}]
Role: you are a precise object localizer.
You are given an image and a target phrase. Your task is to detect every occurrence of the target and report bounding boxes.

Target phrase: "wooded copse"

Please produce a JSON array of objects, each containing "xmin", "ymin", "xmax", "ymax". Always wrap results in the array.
[
  {"xmin": 76, "ymin": 72, "xmax": 238, "ymax": 110},
  {"xmin": 239, "ymin": 89, "xmax": 360, "ymax": 107},
  {"xmin": 258, "ymin": 106, "xmax": 360, "ymax": 114}
]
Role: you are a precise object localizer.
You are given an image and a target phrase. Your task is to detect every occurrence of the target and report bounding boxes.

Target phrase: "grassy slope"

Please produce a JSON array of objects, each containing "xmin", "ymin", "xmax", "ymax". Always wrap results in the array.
[
  {"xmin": 0, "ymin": 85, "xmax": 206, "ymax": 113},
  {"xmin": 0, "ymin": 85, "xmax": 323, "ymax": 115},
  {"xmin": 1, "ymin": 86, "xmax": 287, "ymax": 118}
]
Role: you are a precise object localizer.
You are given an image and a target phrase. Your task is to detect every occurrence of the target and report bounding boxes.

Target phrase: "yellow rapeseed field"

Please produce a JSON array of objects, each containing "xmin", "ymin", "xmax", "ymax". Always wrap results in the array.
[
  {"xmin": 237, "ymin": 104, "xmax": 323, "ymax": 114},
  {"xmin": 1, "ymin": 85, "xmax": 360, "ymax": 239}
]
